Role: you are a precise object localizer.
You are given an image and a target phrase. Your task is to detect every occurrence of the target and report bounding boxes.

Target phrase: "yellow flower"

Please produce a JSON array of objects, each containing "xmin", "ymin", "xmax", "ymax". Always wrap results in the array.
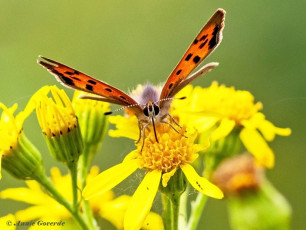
[
  {"xmin": 72, "ymin": 90, "xmax": 109, "ymax": 146},
  {"xmin": 72, "ymin": 91, "xmax": 110, "ymax": 188},
  {"xmin": 0, "ymin": 167, "xmax": 111, "ymax": 223},
  {"xmin": 212, "ymin": 154, "xmax": 262, "ymax": 195},
  {"xmin": 35, "ymin": 86, "xmax": 83, "ymax": 164},
  {"xmin": 83, "ymin": 123, "xmax": 223, "ymax": 230},
  {"xmin": 0, "ymin": 87, "xmax": 48, "ymax": 179},
  {"xmin": 0, "ymin": 104, "xmax": 21, "ymax": 179},
  {"xmin": 212, "ymin": 154, "xmax": 292, "ymax": 229},
  {"xmin": 1, "ymin": 166, "xmax": 162, "ymax": 230},
  {"xmin": 1, "ymin": 168, "xmax": 77, "ymax": 222},
  {"xmin": 171, "ymin": 82, "xmax": 291, "ymax": 168},
  {"xmin": 98, "ymin": 195, "xmax": 164, "ymax": 230}
]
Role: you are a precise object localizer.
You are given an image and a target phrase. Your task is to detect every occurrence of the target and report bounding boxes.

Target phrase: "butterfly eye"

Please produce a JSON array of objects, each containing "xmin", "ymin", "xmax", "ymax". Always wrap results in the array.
[
  {"xmin": 153, "ymin": 104, "xmax": 160, "ymax": 115},
  {"xmin": 143, "ymin": 107, "xmax": 149, "ymax": 117}
]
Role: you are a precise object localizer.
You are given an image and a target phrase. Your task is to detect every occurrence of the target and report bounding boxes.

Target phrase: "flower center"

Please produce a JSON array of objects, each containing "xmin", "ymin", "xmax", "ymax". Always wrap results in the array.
[{"xmin": 136, "ymin": 124, "xmax": 201, "ymax": 173}]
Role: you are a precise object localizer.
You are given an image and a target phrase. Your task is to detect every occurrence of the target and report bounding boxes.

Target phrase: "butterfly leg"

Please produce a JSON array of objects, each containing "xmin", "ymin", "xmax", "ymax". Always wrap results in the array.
[
  {"xmin": 167, "ymin": 113, "xmax": 182, "ymax": 128},
  {"xmin": 136, "ymin": 120, "xmax": 143, "ymax": 144},
  {"xmin": 141, "ymin": 123, "xmax": 150, "ymax": 152},
  {"xmin": 161, "ymin": 121, "xmax": 187, "ymax": 138}
]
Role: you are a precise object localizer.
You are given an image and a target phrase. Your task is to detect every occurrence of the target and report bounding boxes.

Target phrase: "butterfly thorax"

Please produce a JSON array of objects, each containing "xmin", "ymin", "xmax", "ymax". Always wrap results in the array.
[{"xmin": 137, "ymin": 84, "xmax": 160, "ymax": 105}]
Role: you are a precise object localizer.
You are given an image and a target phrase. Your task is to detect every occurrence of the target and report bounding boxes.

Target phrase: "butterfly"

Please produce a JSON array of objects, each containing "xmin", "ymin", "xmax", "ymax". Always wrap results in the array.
[{"xmin": 38, "ymin": 8, "xmax": 225, "ymax": 150}]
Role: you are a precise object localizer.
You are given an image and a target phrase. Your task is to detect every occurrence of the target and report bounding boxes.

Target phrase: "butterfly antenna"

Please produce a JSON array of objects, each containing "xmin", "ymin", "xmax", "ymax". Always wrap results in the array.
[
  {"xmin": 104, "ymin": 103, "xmax": 142, "ymax": 115},
  {"xmin": 157, "ymin": 96, "xmax": 186, "ymax": 104}
]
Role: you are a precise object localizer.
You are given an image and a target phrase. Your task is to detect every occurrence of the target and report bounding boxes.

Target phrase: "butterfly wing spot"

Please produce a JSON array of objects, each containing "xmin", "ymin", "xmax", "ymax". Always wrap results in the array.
[
  {"xmin": 61, "ymin": 75, "xmax": 75, "ymax": 86},
  {"xmin": 193, "ymin": 39, "xmax": 199, "ymax": 45},
  {"xmin": 176, "ymin": 69, "xmax": 182, "ymax": 75},
  {"xmin": 193, "ymin": 56, "xmax": 201, "ymax": 64},
  {"xmin": 208, "ymin": 25, "xmax": 220, "ymax": 49},
  {"xmin": 87, "ymin": 80, "xmax": 97, "ymax": 85},
  {"xmin": 65, "ymin": 71, "xmax": 74, "ymax": 75},
  {"xmin": 168, "ymin": 83, "xmax": 173, "ymax": 89},
  {"xmin": 120, "ymin": 95, "xmax": 127, "ymax": 100},
  {"xmin": 85, "ymin": 84, "xmax": 93, "ymax": 91},
  {"xmin": 200, "ymin": 34, "xmax": 208, "ymax": 41},
  {"xmin": 199, "ymin": 39, "xmax": 208, "ymax": 49},
  {"xmin": 185, "ymin": 53, "xmax": 193, "ymax": 61},
  {"xmin": 71, "ymin": 77, "xmax": 81, "ymax": 81},
  {"xmin": 105, "ymin": 88, "xmax": 112, "ymax": 92}
]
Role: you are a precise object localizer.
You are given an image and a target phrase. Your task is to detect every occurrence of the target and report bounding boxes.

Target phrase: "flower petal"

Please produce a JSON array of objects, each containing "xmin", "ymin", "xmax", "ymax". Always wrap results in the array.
[
  {"xmin": 0, "ymin": 187, "xmax": 51, "ymax": 205},
  {"xmin": 16, "ymin": 86, "xmax": 51, "ymax": 129},
  {"xmin": 162, "ymin": 168, "xmax": 176, "ymax": 187},
  {"xmin": 258, "ymin": 119, "xmax": 291, "ymax": 141},
  {"xmin": 108, "ymin": 115, "xmax": 139, "ymax": 140},
  {"xmin": 189, "ymin": 116, "xmax": 220, "ymax": 133},
  {"xmin": 123, "ymin": 150, "xmax": 139, "ymax": 163},
  {"xmin": 273, "ymin": 127, "xmax": 291, "ymax": 136},
  {"xmin": 15, "ymin": 205, "xmax": 68, "ymax": 221},
  {"xmin": 99, "ymin": 195, "xmax": 130, "ymax": 229},
  {"xmin": 242, "ymin": 112, "xmax": 266, "ymax": 129},
  {"xmin": 211, "ymin": 118, "xmax": 235, "ymax": 141},
  {"xmin": 0, "ymin": 155, "xmax": 2, "ymax": 180},
  {"xmin": 142, "ymin": 212, "xmax": 164, "ymax": 230},
  {"xmin": 25, "ymin": 180, "xmax": 43, "ymax": 192},
  {"xmin": 181, "ymin": 164, "xmax": 223, "ymax": 199},
  {"xmin": 240, "ymin": 128, "xmax": 274, "ymax": 168},
  {"xmin": 83, "ymin": 160, "xmax": 139, "ymax": 200},
  {"xmin": 124, "ymin": 170, "xmax": 162, "ymax": 230}
]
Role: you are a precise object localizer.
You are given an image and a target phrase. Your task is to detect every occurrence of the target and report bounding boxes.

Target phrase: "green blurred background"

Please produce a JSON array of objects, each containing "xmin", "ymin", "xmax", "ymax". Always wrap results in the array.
[{"xmin": 1, "ymin": 1, "xmax": 305, "ymax": 229}]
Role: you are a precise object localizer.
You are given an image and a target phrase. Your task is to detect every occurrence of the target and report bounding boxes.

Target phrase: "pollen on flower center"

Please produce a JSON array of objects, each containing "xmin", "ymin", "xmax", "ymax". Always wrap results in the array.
[{"xmin": 136, "ymin": 124, "xmax": 201, "ymax": 173}]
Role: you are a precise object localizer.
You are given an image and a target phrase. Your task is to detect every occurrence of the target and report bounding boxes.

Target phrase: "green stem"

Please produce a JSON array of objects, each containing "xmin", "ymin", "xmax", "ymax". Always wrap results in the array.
[
  {"xmin": 179, "ymin": 187, "xmax": 188, "ymax": 229},
  {"xmin": 68, "ymin": 161, "xmax": 79, "ymax": 211},
  {"xmin": 35, "ymin": 174, "xmax": 89, "ymax": 230},
  {"xmin": 162, "ymin": 193, "xmax": 181, "ymax": 230},
  {"xmin": 82, "ymin": 200, "xmax": 97, "ymax": 230},
  {"xmin": 162, "ymin": 194, "xmax": 172, "ymax": 230},
  {"xmin": 171, "ymin": 194, "xmax": 180, "ymax": 230},
  {"xmin": 78, "ymin": 144, "xmax": 98, "ymax": 230},
  {"xmin": 79, "ymin": 144, "xmax": 96, "ymax": 188},
  {"xmin": 187, "ymin": 167, "xmax": 212, "ymax": 230},
  {"xmin": 186, "ymin": 193, "xmax": 208, "ymax": 230}
]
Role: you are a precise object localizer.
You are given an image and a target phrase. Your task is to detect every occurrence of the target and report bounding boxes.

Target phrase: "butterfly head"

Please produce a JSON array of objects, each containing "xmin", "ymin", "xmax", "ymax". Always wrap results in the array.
[{"xmin": 143, "ymin": 101, "xmax": 160, "ymax": 118}]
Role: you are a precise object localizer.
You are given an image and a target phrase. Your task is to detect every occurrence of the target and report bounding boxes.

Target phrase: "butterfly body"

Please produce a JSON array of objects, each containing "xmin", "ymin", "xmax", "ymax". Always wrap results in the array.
[
  {"xmin": 38, "ymin": 9, "xmax": 226, "ymax": 150},
  {"xmin": 128, "ymin": 84, "xmax": 173, "ymax": 145}
]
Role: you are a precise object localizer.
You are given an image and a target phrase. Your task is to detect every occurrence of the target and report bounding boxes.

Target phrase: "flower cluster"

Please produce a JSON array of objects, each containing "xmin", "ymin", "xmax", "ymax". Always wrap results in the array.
[
  {"xmin": 171, "ymin": 82, "xmax": 291, "ymax": 168},
  {"xmin": 0, "ymin": 81, "xmax": 291, "ymax": 230}
]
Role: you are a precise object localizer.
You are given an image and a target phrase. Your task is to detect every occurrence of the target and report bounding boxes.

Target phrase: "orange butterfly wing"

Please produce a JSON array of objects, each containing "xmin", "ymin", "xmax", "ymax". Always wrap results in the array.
[
  {"xmin": 160, "ymin": 9, "xmax": 225, "ymax": 100},
  {"xmin": 38, "ymin": 56, "xmax": 143, "ymax": 114}
]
